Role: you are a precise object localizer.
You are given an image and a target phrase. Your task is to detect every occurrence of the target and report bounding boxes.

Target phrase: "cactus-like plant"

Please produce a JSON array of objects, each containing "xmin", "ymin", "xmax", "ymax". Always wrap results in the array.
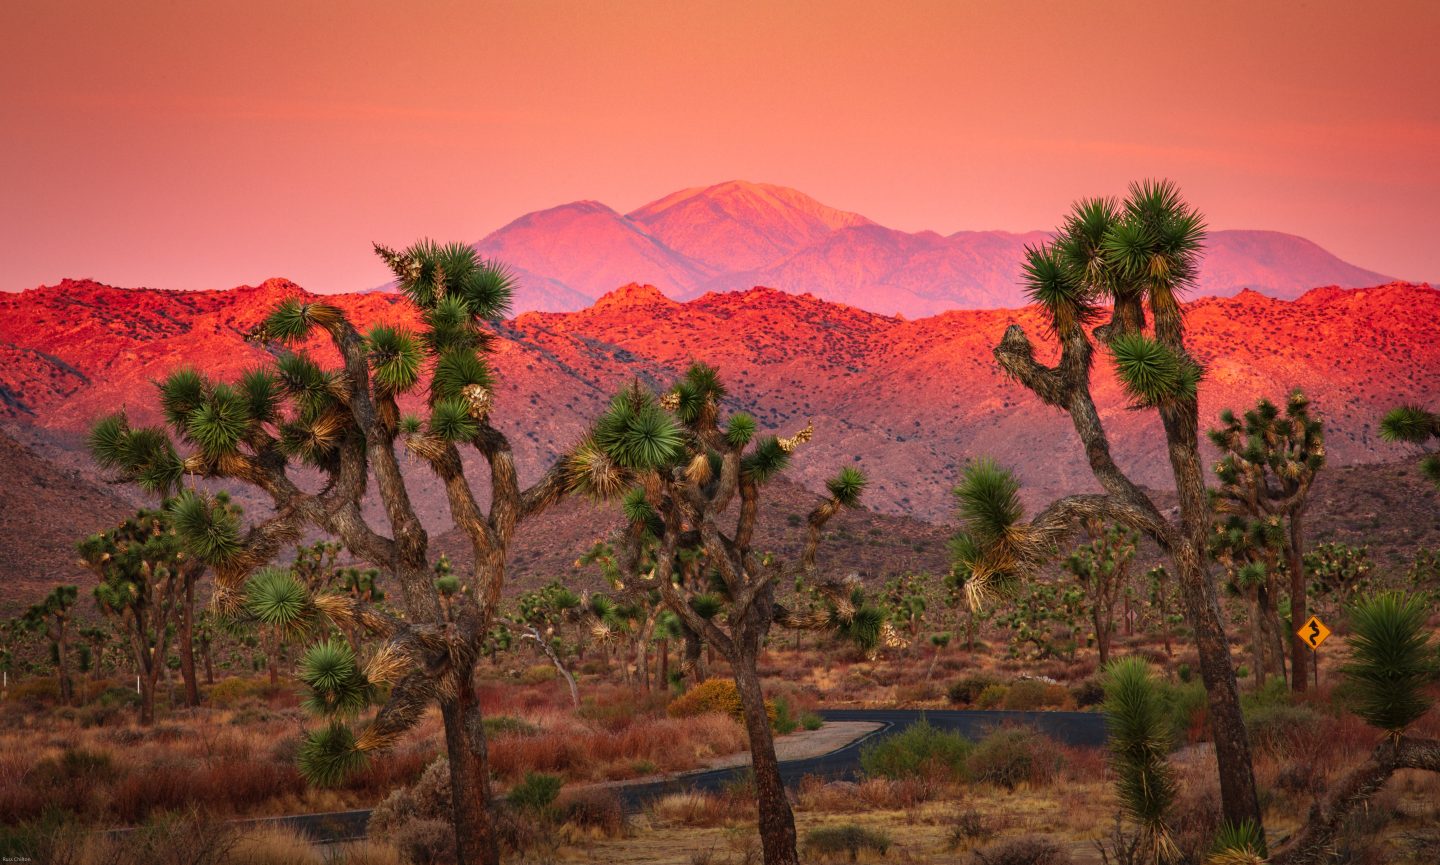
[{"xmin": 1210, "ymin": 391, "xmax": 1324, "ymax": 692}]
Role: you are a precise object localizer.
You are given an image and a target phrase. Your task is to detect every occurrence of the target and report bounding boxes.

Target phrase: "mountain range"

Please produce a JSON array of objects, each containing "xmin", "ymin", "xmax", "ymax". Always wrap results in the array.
[
  {"xmin": 3, "ymin": 276, "xmax": 1437, "ymax": 600},
  {"xmin": 461, "ymin": 181, "xmax": 1395, "ymax": 316}
]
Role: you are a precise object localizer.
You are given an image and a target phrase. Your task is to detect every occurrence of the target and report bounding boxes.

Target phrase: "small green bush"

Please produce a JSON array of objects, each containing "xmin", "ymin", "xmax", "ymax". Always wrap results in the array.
[
  {"xmin": 521, "ymin": 664, "xmax": 557, "ymax": 684},
  {"xmin": 860, "ymin": 717, "xmax": 972, "ymax": 781},
  {"xmin": 975, "ymin": 684, "xmax": 1009, "ymax": 709},
  {"xmin": 507, "ymin": 772, "xmax": 562, "ymax": 813},
  {"xmin": 803, "ymin": 824, "xmax": 892, "ymax": 860},
  {"xmin": 801, "ymin": 712, "xmax": 825, "ymax": 731},
  {"xmin": 772, "ymin": 697, "xmax": 798, "ymax": 735},
  {"xmin": 947, "ymin": 675, "xmax": 1000, "ymax": 705}
]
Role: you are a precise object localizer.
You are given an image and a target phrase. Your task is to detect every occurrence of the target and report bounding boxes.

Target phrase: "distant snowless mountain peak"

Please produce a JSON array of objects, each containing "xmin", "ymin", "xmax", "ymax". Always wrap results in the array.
[{"xmin": 456, "ymin": 180, "xmax": 1395, "ymax": 317}]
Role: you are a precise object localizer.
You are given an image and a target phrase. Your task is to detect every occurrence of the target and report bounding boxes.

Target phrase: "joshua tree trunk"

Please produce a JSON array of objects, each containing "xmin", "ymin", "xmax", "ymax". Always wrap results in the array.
[
  {"xmin": 1288, "ymin": 514, "xmax": 1309, "ymax": 692},
  {"xmin": 1093, "ymin": 599, "xmax": 1112, "ymax": 667},
  {"xmin": 659, "ymin": 637, "xmax": 669, "ymax": 688},
  {"xmin": 440, "ymin": 667, "xmax": 501, "ymax": 865},
  {"xmin": 1250, "ymin": 594, "xmax": 1267, "ymax": 688},
  {"xmin": 179, "ymin": 576, "xmax": 200, "ymax": 707},
  {"xmin": 733, "ymin": 652, "xmax": 797, "ymax": 865},
  {"xmin": 56, "ymin": 623, "xmax": 73, "ymax": 706},
  {"xmin": 683, "ymin": 623, "xmax": 706, "ymax": 683}
]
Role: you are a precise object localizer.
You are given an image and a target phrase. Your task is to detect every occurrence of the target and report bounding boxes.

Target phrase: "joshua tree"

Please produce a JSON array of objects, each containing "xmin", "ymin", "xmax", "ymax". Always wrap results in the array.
[
  {"xmin": 87, "ymin": 241, "xmax": 587, "ymax": 865},
  {"xmin": 21, "ymin": 585, "xmax": 79, "ymax": 705},
  {"xmin": 512, "ymin": 581, "xmax": 582, "ymax": 705},
  {"xmin": 1379, "ymin": 404, "xmax": 1440, "ymax": 488},
  {"xmin": 1304, "ymin": 542, "xmax": 1371, "ymax": 623},
  {"xmin": 579, "ymin": 363, "xmax": 865, "ymax": 865},
  {"xmin": 1209, "ymin": 514, "xmax": 1289, "ymax": 688},
  {"xmin": 78, "ymin": 507, "xmax": 201, "ymax": 723},
  {"xmin": 1063, "ymin": 520, "xmax": 1137, "ymax": 666},
  {"xmin": 1210, "ymin": 391, "xmax": 1324, "ymax": 692},
  {"xmin": 956, "ymin": 181, "xmax": 1262, "ymax": 831}
]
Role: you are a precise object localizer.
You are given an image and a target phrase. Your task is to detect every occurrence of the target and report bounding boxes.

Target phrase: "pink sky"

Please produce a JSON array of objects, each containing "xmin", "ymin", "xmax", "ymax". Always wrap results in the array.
[{"xmin": 2, "ymin": 0, "xmax": 1437, "ymax": 293}]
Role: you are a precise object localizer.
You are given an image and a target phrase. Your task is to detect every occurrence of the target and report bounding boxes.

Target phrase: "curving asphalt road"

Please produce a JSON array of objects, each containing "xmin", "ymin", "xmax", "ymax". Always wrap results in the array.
[{"xmin": 200, "ymin": 708, "xmax": 1110, "ymax": 844}]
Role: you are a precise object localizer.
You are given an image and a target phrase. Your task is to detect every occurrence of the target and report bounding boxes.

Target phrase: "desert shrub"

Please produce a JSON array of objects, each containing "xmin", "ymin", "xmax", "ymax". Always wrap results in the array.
[
  {"xmin": 772, "ymin": 696, "xmax": 798, "ymax": 734},
  {"xmin": 801, "ymin": 712, "xmax": 825, "ymax": 731},
  {"xmin": 969, "ymin": 836, "xmax": 1072, "ymax": 865},
  {"xmin": 974, "ymin": 684, "xmax": 1009, "ymax": 709},
  {"xmin": 895, "ymin": 681, "xmax": 940, "ymax": 703},
  {"xmin": 207, "ymin": 677, "xmax": 277, "ymax": 709},
  {"xmin": 948, "ymin": 675, "xmax": 1000, "ymax": 705},
  {"xmin": 368, "ymin": 757, "xmax": 451, "ymax": 838},
  {"xmin": 483, "ymin": 715, "xmax": 540, "ymax": 738},
  {"xmin": 521, "ymin": 664, "xmax": 557, "ymax": 684},
  {"xmin": 1245, "ymin": 701, "xmax": 1323, "ymax": 758},
  {"xmin": 667, "ymin": 678, "xmax": 777, "ymax": 726},
  {"xmin": 556, "ymin": 788, "xmax": 626, "ymax": 837},
  {"xmin": 859, "ymin": 717, "xmax": 972, "ymax": 781},
  {"xmin": 507, "ymin": 771, "xmax": 562, "ymax": 814},
  {"xmin": 1161, "ymin": 679, "xmax": 1210, "ymax": 745},
  {"xmin": 1069, "ymin": 678, "xmax": 1106, "ymax": 708},
  {"xmin": 803, "ymin": 824, "xmax": 892, "ymax": 860},
  {"xmin": 389, "ymin": 818, "xmax": 455, "ymax": 865},
  {"xmin": 945, "ymin": 808, "xmax": 994, "ymax": 850},
  {"xmin": 967, "ymin": 728, "xmax": 1064, "ymax": 789},
  {"xmin": 1001, "ymin": 680, "xmax": 1069, "ymax": 710},
  {"xmin": 6, "ymin": 678, "xmax": 59, "ymax": 704}
]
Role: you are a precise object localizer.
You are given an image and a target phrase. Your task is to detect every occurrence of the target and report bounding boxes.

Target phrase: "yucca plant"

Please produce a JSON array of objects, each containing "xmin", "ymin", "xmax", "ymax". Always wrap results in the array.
[
  {"xmin": 576, "ymin": 362, "xmax": 870, "ymax": 865},
  {"xmin": 1103, "ymin": 657, "xmax": 1180, "ymax": 864},
  {"xmin": 87, "ymin": 240, "xmax": 595, "ymax": 865},
  {"xmin": 1210, "ymin": 392, "xmax": 1325, "ymax": 692},
  {"xmin": 1378, "ymin": 404, "xmax": 1440, "ymax": 488},
  {"xmin": 973, "ymin": 180, "xmax": 1262, "ymax": 834}
]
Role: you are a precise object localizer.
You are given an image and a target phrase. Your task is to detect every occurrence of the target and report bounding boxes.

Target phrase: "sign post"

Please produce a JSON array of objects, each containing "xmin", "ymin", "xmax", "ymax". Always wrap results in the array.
[{"xmin": 1297, "ymin": 615, "xmax": 1331, "ymax": 687}]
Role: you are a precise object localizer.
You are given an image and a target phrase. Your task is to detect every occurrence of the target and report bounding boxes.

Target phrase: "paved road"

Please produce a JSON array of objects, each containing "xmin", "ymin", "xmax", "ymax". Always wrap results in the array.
[{"xmin": 227, "ymin": 708, "xmax": 1110, "ymax": 844}]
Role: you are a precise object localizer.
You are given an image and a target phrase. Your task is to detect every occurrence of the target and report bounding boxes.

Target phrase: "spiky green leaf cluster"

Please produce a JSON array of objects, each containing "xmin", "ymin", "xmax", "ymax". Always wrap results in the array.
[
  {"xmin": 299, "ymin": 639, "xmax": 375, "ymax": 717},
  {"xmin": 1340, "ymin": 592, "xmax": 1438, "ymax": 734},
  {"xmin": 378, "ymin": 239, "xmax": 514, "ymax": 320},
  {"xmin": 741, "ymin": 435, "xmax": 789, "ymax": 483},
  {"xmin": 1025, "ymin": 180, "xmax": 1204, "ymax": 342},
  {"xmin": 725, "ymin": 412, "xmax": 757, "ymax": 448},
  {"xmin": 428, "ymin": 397, "xmax": 479, "ymax": 442},
  {"xmin": 1111, "ymin": 333, "xmax": 1199, "ymax": 406},
  {"xmin": 89, "ymin": 413, "xmax": 186, "ymax": 494},
  {"xmin": 1379, "ymin": 405, "xmax": 1440, "ymax": 489},
  {"xmin": 430, "ymin": 349, "xmax": 493, "ymax": 403},
  {"xmin": 826, "ymin": 466, "xmax": 867, "ymax": 507},
  {"xmin": 245, "ymin": 567, "xmax": 313, "ymax": 635},
  {"xmin": 1103, "ymin": 657, "xmax": 1178, "ymax": 849},
  {"xmin": 168, "ymin": 490, "xmax": 244, "ymax": 566},
  {"xmin": 297, "ymin": 722, "xmax": 368, "ymax": 786},
  {"xmin": 593, "ymin": 388, "xmax": 684, "ymax": 471},
  {"xmin": 366, "ymin": 325, "xmax": 423, "ymax": 395}
]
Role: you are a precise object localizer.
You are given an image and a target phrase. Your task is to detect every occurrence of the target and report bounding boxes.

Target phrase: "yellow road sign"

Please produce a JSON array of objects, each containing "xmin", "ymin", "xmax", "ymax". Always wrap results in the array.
[{"xmin": 1298, "ymin": 615, "xmax": 1331, "ymax": 651}]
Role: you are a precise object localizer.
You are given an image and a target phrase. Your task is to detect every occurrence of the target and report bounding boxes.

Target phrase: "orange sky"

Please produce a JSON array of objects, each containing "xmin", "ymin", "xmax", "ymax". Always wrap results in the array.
[{"xmin": 3, "ymin": 0, "xmax": 1437, "ymax": 293}]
